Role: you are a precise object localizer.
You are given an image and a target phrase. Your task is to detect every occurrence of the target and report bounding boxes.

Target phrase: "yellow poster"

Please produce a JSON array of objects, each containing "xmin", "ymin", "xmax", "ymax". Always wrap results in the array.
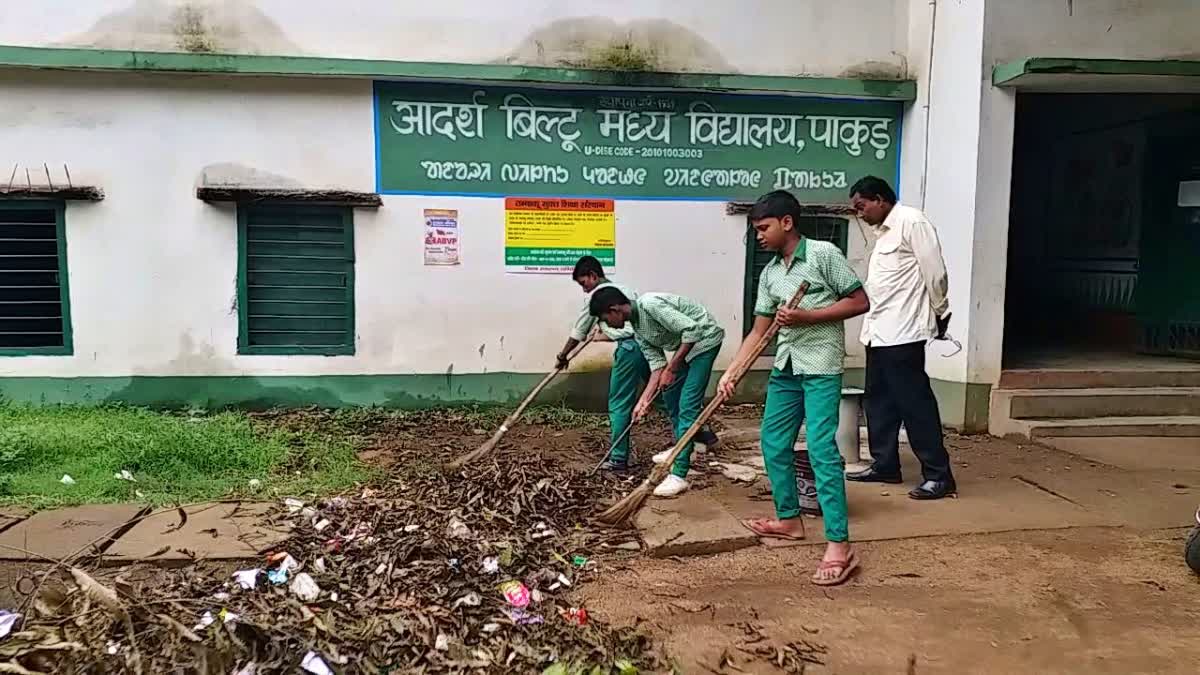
[{"xmin": 504, "ymin": 197, "xmax": 615, "ymax": 274}]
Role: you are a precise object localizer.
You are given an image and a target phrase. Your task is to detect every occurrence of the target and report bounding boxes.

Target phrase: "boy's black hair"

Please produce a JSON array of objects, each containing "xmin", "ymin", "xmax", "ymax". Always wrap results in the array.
[
  {"xmin": 589, "ymin": 286, "xmax": 630, "ymax": 318},
  {"xmin": 849, "ymin": 176, "xmax": 897, "ymax": 204},
  {"xmin": 747, "ymin": 189, "xmax": 803, "ymax": 226},
  {"xmin": 572, "ymin": 255, "xmax": 605, "ymax": 280}
]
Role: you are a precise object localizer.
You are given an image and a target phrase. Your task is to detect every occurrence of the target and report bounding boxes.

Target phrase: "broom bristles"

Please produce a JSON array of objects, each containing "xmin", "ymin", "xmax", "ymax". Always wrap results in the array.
[{"xmin": 595, "ymin": 480, "xmax": 654, "ymax": 526}]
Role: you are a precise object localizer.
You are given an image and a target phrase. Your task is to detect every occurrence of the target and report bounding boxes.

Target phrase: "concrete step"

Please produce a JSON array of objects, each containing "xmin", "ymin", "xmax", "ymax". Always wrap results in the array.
[
  {"xmin": 997, "ymin": 387, "xmax": 1200, "ymax": 420},
  {"xmin": 1002, "ymin": 415, "xmax": 1200, "ymax": 439},
  {"xmin": 998, "ymin": 368, "xmax": 1200, "ymax": 390}
]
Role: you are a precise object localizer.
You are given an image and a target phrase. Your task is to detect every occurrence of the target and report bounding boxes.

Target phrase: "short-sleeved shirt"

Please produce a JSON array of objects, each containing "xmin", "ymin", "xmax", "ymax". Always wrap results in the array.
[
  {"xmin": 571, "ymin": 281, "xmax": 636, "ymax": 341},
  {"xmin": 628, "ymin": 292, "xmax": 725, "ymax": 371},
  {"xmin": 754, "ymin": 238, "xmax": 864, "ymax": 375}
]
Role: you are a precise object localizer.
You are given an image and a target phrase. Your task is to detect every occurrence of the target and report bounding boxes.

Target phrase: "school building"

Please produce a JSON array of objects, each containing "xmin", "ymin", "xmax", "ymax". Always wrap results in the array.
[{"xmin": 1, "ymin": 1, "xmax": 1198, "ymax": 438}]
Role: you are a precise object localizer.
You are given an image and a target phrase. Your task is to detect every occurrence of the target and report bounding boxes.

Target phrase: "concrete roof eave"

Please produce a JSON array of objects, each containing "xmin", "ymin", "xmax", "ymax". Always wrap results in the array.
[{"xmin": 994, "ymin": 57, "xmax": 1200, "ymax": 93}]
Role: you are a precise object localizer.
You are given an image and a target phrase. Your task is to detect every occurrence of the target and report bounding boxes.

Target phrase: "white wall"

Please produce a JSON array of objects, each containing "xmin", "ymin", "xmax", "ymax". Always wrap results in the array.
[
  {"xmin": 0, "ymin": 0, "xmax": 909, "ymax": 79},
  {"xmin": 0, "ymin": 70, "xmax": 875, "ymax": 380},
  {"xmin": 987, "ymin": 0, "xmax": 1200, "ymax": 64}
]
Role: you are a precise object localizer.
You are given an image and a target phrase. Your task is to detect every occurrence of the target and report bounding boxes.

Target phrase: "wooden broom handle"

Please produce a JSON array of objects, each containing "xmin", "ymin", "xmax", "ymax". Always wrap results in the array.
[
  {"xmin": 500, "ymin": 333, "xmax": 595, "ymax": 428},
  {"xmin": 653, "ymin": 282, "xmax": 810, "ymax": 472}
]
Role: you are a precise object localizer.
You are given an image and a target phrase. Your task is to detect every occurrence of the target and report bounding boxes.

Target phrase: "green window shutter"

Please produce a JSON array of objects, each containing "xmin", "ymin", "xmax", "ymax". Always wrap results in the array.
[
  {"xmin": 0, "ymin": 201, "xmax": 72, "ymax": 356},
  {"xmin": 742, "ymin": 216, "xmax": 850, "ymax": 353},
  {"xmin": 238, "ymin": 204, "xmax": 355, "ymax": 355}
]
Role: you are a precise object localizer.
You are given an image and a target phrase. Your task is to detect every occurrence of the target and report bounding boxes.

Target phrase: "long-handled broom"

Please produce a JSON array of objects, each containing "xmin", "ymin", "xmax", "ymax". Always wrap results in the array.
[
  {"xmin": 595, "ymin": 282, "xmax": 810, "ymax": 526},
  {"xmin": 445, "ymin": 334, "xmax": 596, "ymax": 470},
  {"xmin": 587, "ymin": 378, "xmax": 681, "ymax": 475}
]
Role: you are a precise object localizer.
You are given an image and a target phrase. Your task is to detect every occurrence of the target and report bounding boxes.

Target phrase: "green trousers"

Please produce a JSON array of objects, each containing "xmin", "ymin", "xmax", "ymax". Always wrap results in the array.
[
  {"xmin": 607, "ymin": 339, "xmax": 652, "ymax": 462},
  {"xmin": 760, "ymin": 369, "xmax": 849, "ymax": 542},
  {"xmin": 661, "ymin": 346, "xmax": 720, "ymax": 478}
]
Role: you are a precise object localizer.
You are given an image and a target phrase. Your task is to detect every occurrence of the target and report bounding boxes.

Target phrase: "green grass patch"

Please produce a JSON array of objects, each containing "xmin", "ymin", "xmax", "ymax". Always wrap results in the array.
[{"xmin": 0, "ymin": 404, "xmax": 369, "ymax": 510}]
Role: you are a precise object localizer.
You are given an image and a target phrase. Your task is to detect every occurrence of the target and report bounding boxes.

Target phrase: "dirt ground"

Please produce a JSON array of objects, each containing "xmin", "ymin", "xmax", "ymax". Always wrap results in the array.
[
  {"xmin": 3, "ymin": 408, "xmax": 1196, "ymax": 674},
  {"xmin": 581, "ymin": 527, "xmax": 1200, "ymax": 674}
]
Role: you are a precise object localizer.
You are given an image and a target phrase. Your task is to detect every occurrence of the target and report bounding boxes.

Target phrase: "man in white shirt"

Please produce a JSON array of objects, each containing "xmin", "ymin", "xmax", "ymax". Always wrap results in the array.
[{"xmin": 845, "ymin": 176, "xmax": 957, "ymax": 500}]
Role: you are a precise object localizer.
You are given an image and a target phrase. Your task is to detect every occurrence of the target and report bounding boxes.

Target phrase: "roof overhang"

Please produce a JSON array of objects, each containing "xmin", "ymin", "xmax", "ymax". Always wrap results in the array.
[{"xmin": 994, "ymin": 57, "xmax": 1200, "ymax": 93}]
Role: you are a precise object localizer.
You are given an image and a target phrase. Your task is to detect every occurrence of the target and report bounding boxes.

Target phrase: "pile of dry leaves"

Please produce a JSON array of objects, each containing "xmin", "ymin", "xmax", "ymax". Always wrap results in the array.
[{"xmin": 2, "ymin": 439, "xmax": 663, "ymax": 674}]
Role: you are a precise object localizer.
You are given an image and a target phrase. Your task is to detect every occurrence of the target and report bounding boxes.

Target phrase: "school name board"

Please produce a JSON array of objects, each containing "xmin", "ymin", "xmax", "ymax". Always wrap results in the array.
[{"xmin": 374, "ymin": 82, "xmax": 901, "ymax": 201}]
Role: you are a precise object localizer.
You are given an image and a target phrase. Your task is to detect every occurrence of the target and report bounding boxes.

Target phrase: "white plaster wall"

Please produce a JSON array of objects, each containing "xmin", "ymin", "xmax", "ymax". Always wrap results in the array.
[
  {"xmin": 0, "ymin": 0, "xmax": 909, "ymax": 79},
  {"xmin": 914, "ymin": 0, "xmax": 985, "ymax": 386},
  {"xmin": 0, "ymin": 70, "xmax": 874, "ymax": 379},
  {"xmin": 987, "ymin": 0, "xmax": 1200, "ymax": 63}
]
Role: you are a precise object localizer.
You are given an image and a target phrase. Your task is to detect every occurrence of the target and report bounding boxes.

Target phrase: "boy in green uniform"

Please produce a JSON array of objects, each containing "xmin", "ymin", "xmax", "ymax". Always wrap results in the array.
[
  {"xmin": 590, "ymin": 287, "xmax": 725, "ymax": 497},
  {"xmin": 555, "ymin": 257, "xmax": 716, "ymax": 472},
  {"xmin": 718, "ymin": 190, "xmax": 870, "ymax": 586}
]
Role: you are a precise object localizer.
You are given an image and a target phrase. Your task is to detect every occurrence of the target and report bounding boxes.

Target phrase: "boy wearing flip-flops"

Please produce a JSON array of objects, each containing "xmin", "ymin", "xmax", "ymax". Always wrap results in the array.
[
  {"xmin": 717, "ymin": 190, "xmax": 870, "ymax": 586},
  {"xmin": 589, "ymin": 286, "xmax": 724, "ymax": 497}
]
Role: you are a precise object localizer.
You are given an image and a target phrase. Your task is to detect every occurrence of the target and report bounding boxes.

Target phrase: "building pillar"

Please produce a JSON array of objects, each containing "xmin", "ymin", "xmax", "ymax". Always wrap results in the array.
[{"xmin": 903, "ymin": 0, "xmax": 1016, "ymax": 430}]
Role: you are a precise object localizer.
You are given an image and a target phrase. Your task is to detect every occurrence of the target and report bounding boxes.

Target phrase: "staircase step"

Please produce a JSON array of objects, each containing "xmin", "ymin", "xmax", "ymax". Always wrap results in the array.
[
  {"xmin": 998, "ymin": 368, "xmax": 1200, "ymax": 390},
  {"xmin": 1007, "ymin": 415, "xmax": 1200, "ymax": 439},
  {"xmin": 998, "ymin": 387, "xmax": 1200, "ymax": 420}
]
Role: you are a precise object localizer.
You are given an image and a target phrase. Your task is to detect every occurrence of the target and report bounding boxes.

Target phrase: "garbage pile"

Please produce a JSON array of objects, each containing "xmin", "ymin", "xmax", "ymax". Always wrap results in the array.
[{"xmin": 2, "ymin": 441, "xmax": 662, "ymax": 674}]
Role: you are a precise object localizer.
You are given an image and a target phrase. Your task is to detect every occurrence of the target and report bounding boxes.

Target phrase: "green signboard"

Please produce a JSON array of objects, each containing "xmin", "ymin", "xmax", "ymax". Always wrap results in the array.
[{"xmin": 374, "ymin": 82, "xmax": 901, "ymax": 201}]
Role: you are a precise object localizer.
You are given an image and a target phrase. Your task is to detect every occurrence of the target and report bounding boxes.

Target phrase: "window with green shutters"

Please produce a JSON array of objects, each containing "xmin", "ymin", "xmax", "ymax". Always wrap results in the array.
[
  {"xmin": 742, "ymin": 216, "xmax": 850, "ymax": 352},
  {"xmin": 0, "ymin": 201, "xmax": 72, "ymax": 356},
  {"xmin": 238, "ymin": 205, "xmax": 355, "ymax": 355}
]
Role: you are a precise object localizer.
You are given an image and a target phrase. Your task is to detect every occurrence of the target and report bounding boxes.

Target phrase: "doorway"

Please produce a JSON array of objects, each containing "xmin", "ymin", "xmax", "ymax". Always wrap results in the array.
[{"xmin": 1004, "ymin": 93, "xmax": 1200, "ymax": 369}]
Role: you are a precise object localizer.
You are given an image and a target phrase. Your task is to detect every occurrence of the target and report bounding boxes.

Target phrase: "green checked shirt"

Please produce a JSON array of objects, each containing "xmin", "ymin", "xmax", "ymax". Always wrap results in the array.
[
  {"xmin": 571, "ymin": 281, "xmax": 636, "ymax": 341},
  {"xmin": 754, "ymin": 238, "xmax": 863, "ymax": 375},
  {"xmin": 628, "ymin": 292, "xmax": 725, "ymax": 371}
]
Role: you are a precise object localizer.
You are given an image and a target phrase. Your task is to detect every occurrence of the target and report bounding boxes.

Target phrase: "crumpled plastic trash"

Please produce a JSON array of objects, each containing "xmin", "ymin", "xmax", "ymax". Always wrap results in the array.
[
  {"xmin": 482, "ymin": 622, "xmax": 501, "ymax": 633},
  {"xmin": 562, "ymin": 607, "xmax": 588, "ymax": 626},
  {"xmin": 268, "ymin": 553, "xmax": 299, "ymax": 572},
  {"xmin": 284, "ymin": 498, "xmax": 305, "ymax": 514},
  {"xmin": 0, "ymin": 610, "xmax": 22, "ymax": 639},
  {"xmin": 403, "ymin": 524, "xmax": 421, "ymax": 533},
  {"xmin": 452, "ymin": 592, "xmax": 481, "ymax": 609},
  {"xmin": 113, "ymin": 470, "xmax": 136, "ymax": 482},
  {"xmin": 435, "ymin": 633, "xmax": 450, "ymax": 651},
  {"xmin": 572, "ymin": 555, "xmax": 588, "ymax": 568},
  {"xmin": 313, "ymin": 518, "xmax": 332, "ymax": 532},
  {"xmin": 231, "ymin": 569, "xmax": 260, "ymax": 590},
  {"xmin": 193, "ymin": 611, "xmax": 215, "ymax": 632},
  {"xmin": 267, "ymin": 568, "xmax": 289, "ymax": 585},
  {"xmin": 289, "ymin": 573, "xmax": 321, "ymax": 602},
  {"xmin": 498, "ymin": 580, "xmax": 530, "ymax": 608},
  {"xmin": 300, "ymin": 651, "xmax": 334, "ymax": 675},
  {"xmin": 446, "ymin": 518, "xmax": 471, "ymax": 539},
  {"xmin": 481, "ymin": 557, "xmax": 500, "ymax": 574},
  {"xmin": 247, "ymin": 479, "xmax": 262, "ymax": 489},
  {"xmin": 59, "ymin": 475, "xmax": 76, "ymax": 486},
  {"xmin": 503, "ymin": 607, "xmax": 544, "ymax": 625},
  {"xmin": 314, "ymin": 557, "xmax": 327, "ymax": 574}
]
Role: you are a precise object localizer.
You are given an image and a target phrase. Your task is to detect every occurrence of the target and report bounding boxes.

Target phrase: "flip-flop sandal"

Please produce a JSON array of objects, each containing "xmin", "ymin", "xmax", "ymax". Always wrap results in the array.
[
  {"xmin": 811, "ymin": 553, "xmax": 859, "ymax": 586},
  {"xmin": 740, "ymin": 518, "xmax": 805, "ymax": 541}
]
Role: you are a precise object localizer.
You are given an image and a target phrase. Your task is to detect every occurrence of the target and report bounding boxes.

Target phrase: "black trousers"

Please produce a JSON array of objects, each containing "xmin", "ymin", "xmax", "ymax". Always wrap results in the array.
[{"xmin": 864, "ymin": 341, "xmax": 953, "ymax": 483}]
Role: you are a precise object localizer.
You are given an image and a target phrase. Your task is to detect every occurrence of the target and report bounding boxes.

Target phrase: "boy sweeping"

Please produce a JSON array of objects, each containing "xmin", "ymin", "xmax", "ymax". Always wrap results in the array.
[
  {"xmin": 590, "ymin": 287, "xmax": 724, "ymax": 497},
  {"xmin": 717, "ymin": 190, "xmax": 869, "ymax": 586},
  {"xmin": 555, "ymin": 257, "xmax": 716, "ymax": 472}
]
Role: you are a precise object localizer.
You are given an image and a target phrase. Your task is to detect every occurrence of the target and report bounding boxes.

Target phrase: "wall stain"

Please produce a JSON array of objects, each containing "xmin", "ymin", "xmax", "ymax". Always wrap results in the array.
[
  {"xmin": 502, "ymin": 17, "xmax": 732, "ymax": 74},
  {"xmin": 66, "ymin": 0, "xmax": 301, "ymax": 55}
]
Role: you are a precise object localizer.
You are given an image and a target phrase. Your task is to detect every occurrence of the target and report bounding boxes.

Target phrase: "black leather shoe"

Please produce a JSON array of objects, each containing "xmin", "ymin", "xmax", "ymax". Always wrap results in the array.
[
  {"xmin": 845, "ymin": 466, "xmax": 903, "ymax": 484},
  {"xmin": 598, "ymin": 458, "xmax": 629, "ymax": 473},
  {"xmin": 908, "ymin": 480, "xmax": 957, "ymax": 500},
  {"xmin": 696, "ymin": 427, "xmax": 720, "ymax": 449}
]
